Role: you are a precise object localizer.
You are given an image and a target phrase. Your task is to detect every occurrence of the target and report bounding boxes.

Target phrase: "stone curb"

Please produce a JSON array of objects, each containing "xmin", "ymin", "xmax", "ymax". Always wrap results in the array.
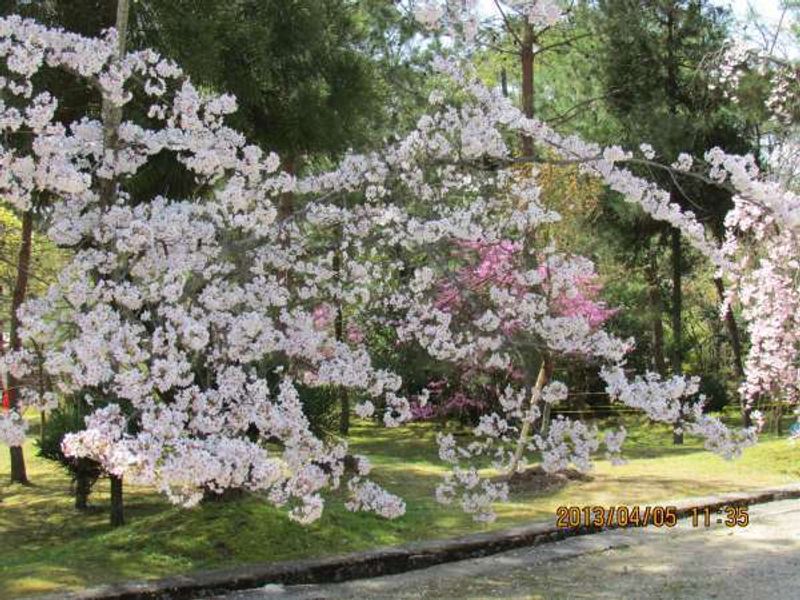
[{"xmin": 29, "ymin": 483, "xmax": 800, "ymax": 600}]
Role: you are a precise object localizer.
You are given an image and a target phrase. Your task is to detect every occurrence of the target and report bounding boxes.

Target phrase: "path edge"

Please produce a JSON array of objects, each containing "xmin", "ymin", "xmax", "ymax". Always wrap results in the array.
[{"xmin": 29, "ymin": 483, "xmax": 800, "ymax": 600}]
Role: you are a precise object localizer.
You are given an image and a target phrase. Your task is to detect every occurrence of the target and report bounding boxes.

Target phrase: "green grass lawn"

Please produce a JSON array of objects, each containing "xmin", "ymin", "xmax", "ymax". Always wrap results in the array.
[{"xmin": 1, "ymin": 414, "xmax": 798, "ymax": 598}]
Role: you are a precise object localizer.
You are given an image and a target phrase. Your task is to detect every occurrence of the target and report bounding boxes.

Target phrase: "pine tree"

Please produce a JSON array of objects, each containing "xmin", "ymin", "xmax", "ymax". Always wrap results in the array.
[{"xmin": 595, "ymin": 0, "xmax": 754, "ymax": 432}]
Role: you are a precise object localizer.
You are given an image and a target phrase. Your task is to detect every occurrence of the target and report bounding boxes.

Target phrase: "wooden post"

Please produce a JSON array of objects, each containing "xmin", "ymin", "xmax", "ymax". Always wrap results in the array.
[{"xmin": 508, "ymin": 357, "xmax": 552, "ymax": 475}]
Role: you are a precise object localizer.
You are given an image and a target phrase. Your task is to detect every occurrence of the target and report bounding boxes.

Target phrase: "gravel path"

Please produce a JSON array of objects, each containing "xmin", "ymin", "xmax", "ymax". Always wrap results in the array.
[{"xmin": 218, "ymin": 498, "xmax": 800, "ymax": 600}]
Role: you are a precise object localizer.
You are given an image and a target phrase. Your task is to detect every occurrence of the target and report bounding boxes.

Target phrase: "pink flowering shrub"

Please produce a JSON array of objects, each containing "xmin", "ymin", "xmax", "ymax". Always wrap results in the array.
[{"xmin": 409, "ymin": 380, "xmax": 489, "ymax": 424}]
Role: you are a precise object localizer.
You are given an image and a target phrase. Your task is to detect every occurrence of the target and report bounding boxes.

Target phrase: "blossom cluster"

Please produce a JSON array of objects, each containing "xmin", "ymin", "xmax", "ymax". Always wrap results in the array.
[
  {"xmin": 710, "ymin": 39, "xmax": 799, "ymax": 126},
  {"xmin": 414, "ymin": 0, "xmax": 564, "ymax": 37}
]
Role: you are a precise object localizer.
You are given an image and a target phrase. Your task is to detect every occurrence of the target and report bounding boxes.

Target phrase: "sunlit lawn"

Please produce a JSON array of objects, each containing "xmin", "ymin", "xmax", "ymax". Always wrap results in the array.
[{"xmin": 1, "ymin": 414, "xmax": 798, "ymax": 598}]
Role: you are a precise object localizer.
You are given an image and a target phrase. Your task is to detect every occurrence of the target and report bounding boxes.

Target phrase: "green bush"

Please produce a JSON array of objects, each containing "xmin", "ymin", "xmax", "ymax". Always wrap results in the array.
[
  {"xmin": 36, "ymin": 407, "xmax": 103, "ymax": 510},
  {"xmin": 699, "ymin": 376, "xmax": 729, "ymax": 413}
]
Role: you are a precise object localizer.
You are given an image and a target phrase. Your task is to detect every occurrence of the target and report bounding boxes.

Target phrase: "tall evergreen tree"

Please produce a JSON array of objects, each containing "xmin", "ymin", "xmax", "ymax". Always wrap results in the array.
[
  {"xmin": 595, "ymin": 0, "xmax": 754, "ymax": 434},
  {"xmin": 137, "ymin": 0, "xmax": 388, "ymax": 167}
]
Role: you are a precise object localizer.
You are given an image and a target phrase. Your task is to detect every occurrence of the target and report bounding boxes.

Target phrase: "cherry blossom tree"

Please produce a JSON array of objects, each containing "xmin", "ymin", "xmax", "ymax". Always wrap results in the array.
[
  {"xmin": 705, "ymin": 8, "xmax": 800, "ymax": 431},
  {"xmin": 294, "ymin": 53, "xmax": 759, "ymax": 520},
  {"xmin": 0, "ymin": 15, "xmax": 405, "ymax": 523},
  {"xmin": 398, "ymin": 2, "xmax": 773, "ymax": 520}
]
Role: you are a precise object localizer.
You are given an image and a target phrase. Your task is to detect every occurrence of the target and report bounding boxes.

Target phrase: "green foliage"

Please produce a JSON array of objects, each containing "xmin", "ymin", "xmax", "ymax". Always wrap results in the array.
[
  {"xmin": 597, "ymin": 0, "xmax": 731, "ymax": 138},
  {"xmin": 0, "ymin": 206, "xmax": 68, "ymax": 328},
  {"xmin": 697, "ymin": 375, "xmax": 730, "ymax": 412},
  {"xmin": 36, "ymin": 406, "xmax": 104, "ymax": 508},
  {"xmin": 1, "ymin": 0, "xmax": 114, "ymax": 35},
  {"xmin": 138, "ymin": 0, "xmax": 392, "ymax": 161},
  {"xmin": 577, "ymin": 0, "xmax": 756, "ymax": 392},
  {"xmin": 296, "ymin": 385, "xmax": 341, "ymax": 440},
  {"xmin": 594, "ymin": 0, "xmax": 754, "ymax": 201}
]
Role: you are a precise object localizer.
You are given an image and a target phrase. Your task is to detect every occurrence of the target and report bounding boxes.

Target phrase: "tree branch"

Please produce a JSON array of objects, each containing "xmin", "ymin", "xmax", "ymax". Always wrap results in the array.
[{"xmin": 492, "ymin": 0, "xmax": 522, "ymax": 46}]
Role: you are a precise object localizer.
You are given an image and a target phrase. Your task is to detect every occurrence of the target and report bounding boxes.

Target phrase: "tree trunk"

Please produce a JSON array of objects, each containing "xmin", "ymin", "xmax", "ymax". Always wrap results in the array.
[
  {"xmin": 670, "ymin": 226, "xmax": 684, "ymax": 445},
  {"xmin": 98, "ymin": 0, "xmax": 130, "ymax": 209},
  {"xmin": 8, "ymin": 210, "xmax": 33, "ymax": 485},
  {"xmin": 509, "ymin": 357, "xmax": 552, "ymax": 475},
  {"xmin": 663, "ymin": 5, "xmax": 685, "ymax": 445},
  {"xmin": 519, "ymin": 23, "xmax": 535, "ymax": 157},
  {"xmin": 202, "ymin": 487, "xmax": 245, "ymax": 503},
  {"xmin": 539, "ymin": 401, "xmax": 552, "ymax": 437},
  {"xmin": 75, "ymin": 471, "xmax": 91, "ymax": 510},
  {"xmin": 647, "ymin": 250, "xmax": 667, "ymax": 376},
  {"xmin": 333, "ymin": 244, "xmax": 349, "ymax": 436},
  {"xmin": 95, "ymin": 0, "xmax": 132, "ymax": 525},
  {"xmin": 109, "ymin": 475, "xmax": 124, "ymax": 527},
  {"xmin": 672, "ymin": 421, "xmax": 683, "ymax": 445},
  {"xmin": 713, "ymin": 277, "xmax": 751, "ymax": 427},
  {"xmin": 9, "ymin": 447, "xmax": 27, "ymax": 485}
]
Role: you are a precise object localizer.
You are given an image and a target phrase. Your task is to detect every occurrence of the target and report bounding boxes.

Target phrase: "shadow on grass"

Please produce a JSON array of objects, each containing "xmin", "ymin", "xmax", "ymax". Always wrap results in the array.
[
  {"xmin": 351, "ymin": 417, "xmax": 761, "ymax": 467},
  {"xmin": 0, "ymin": 472, "xmax": 169, "ymax": 559},
  {"xmin": 1, "ymin": 415, "xmax": 797, "ymax": 598}
]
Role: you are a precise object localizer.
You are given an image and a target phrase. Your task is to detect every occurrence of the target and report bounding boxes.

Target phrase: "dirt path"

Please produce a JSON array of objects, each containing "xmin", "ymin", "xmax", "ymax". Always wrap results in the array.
[{"xmin": 219, "ymin": 498, "xmax": 800, "ymax": 599}]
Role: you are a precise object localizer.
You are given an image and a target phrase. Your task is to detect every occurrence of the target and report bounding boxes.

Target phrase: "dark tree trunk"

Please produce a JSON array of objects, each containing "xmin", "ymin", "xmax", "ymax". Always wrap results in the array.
[
  {"xmin": 202, "ymin": 487, "xmax": 245, "ymax": 503},
  {"xmin": 109, "ymin": 475, "xmax": 124, "ymax": 527},
  {"xmin": 278, "ymin": 155, "xmax": 295, "ymax": 221},
  {"xmin": 713, "ymin": 277, "xmax": 751, "ymax": 427},
  {"xmin": 671, "ymin": 227, "xmax": 684, "ymax": 445},
  {"xmin": 8, "ymin": 210, "xmax": 33, "ymax": 485},
  {"xmin": 75, "ymin": 471, "xmax": 91, "ymax": 510},
  {"xmin": 672, "ymin": 423, "xmax": 684, "ymax": 445},
  {"xmin": 647, "ymin": 251, "xmax": 667, "ymax": 376},
  {"xmin": 276, "ymin": 155, "xmax": 297, "ymax": 294},
  {"xmin": 520, "ymin": 23, "xmax": 535, "ymax": 157},
  {"xmin": 337, "ymin": 386, "xmax": 349, "ymax": 435},
  {"xmin": 333, "ymin": 244, "xmax": 349, "ymax": 436},
  {"xmin": 663, "ymin": 6, "xmax": 685, "ymax": 445},
  {"xmin": 9, "ymin": 447, "xmax": 27, "ymax": 485},
  {"xmin": 98, "ymin": 0, "xmax": 130, "ymax": 526}
]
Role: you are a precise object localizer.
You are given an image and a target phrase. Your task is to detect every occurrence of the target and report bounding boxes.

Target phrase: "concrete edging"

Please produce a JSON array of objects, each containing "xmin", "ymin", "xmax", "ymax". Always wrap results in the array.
[{"xmin": 30, "ymin": 483, "xmax": 800, "ymax": 600}]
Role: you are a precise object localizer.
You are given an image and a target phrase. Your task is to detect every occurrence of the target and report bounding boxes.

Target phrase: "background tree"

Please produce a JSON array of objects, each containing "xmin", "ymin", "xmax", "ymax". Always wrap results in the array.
[
  {"xmin": 138, "ymin": 0, "xmax": 388, "ymax": 170},
  {"xmin": 594, "ymin": 0, "xmax": 755, "ymax": 434}
]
